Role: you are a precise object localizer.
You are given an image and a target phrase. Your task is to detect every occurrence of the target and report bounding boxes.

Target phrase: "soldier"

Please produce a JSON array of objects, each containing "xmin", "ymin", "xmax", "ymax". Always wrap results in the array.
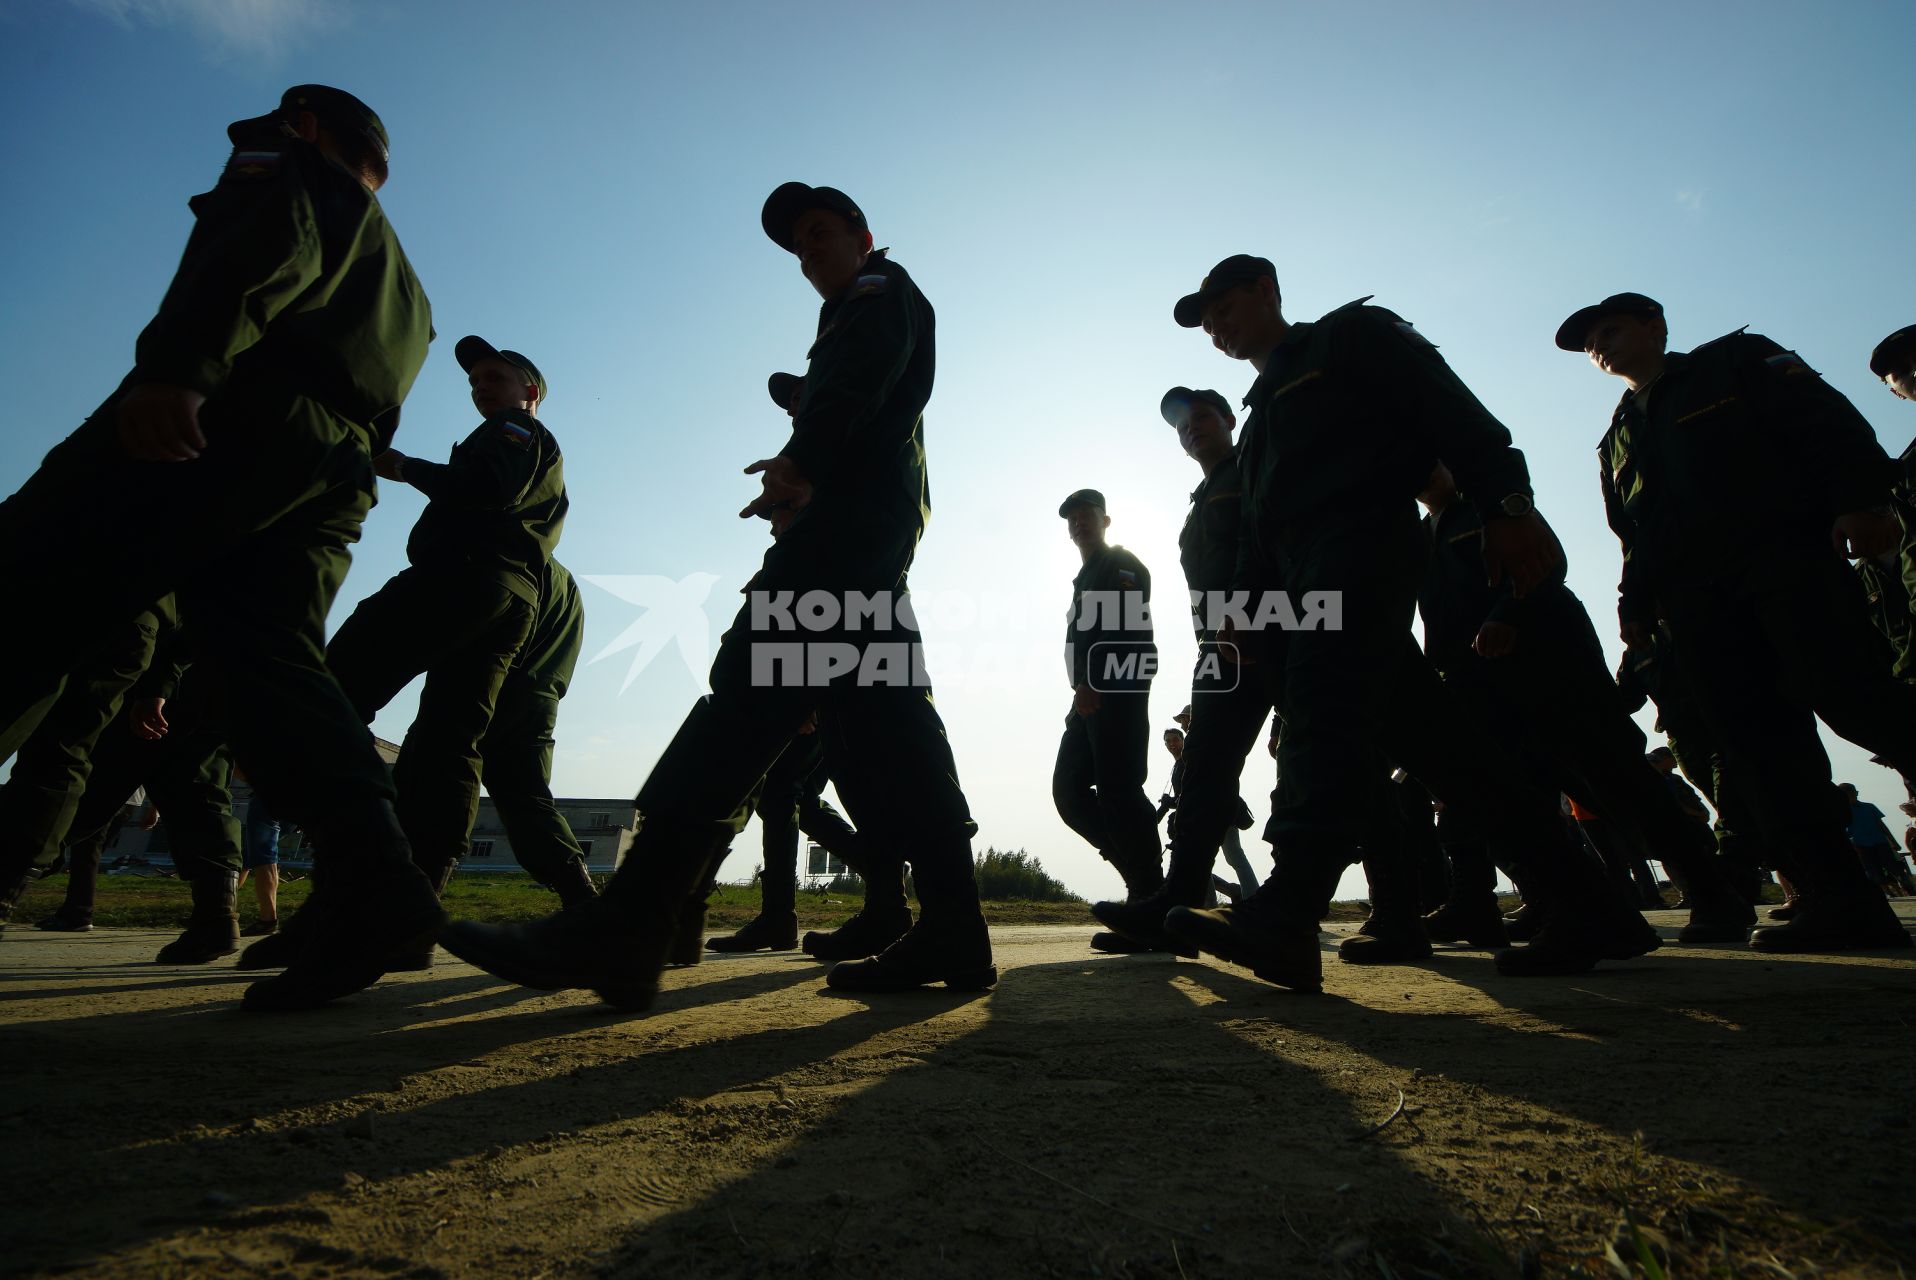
[
  {"xmin": 1054, "ymin": 489, "xmax": 1162, "ymax": 918},
  {"xmin": 441, "ymin": 182, "xmax": 993, "ymax": 1003},
  {"xmin": 1156, "ymin": 256, "xmax": 1654, "ymax": 990},
  {"xmin": 1564, "ymin": 292, "xmax": 1914, "ymax": 951},
  {"xmin": 1414, "ymin": 460, "xmax": 1754, "ymax": 940},
  {"xmin": 0, "ymin": 86, "xmax": 441, "ymax": 1009},
  {"xmin": 322, "ymin": 337, "xmax": 567, "ymax": 948}
]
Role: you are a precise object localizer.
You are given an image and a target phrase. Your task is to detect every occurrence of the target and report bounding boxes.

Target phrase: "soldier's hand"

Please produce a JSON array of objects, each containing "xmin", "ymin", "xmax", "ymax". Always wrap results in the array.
[
  {"xmin": 741, "ymin": 456, "xmax": 814, "ymax": 523},
  {"xmin": 132, "ymin": 697, "xmax": 169, "ymax": 740},
  {"xmin": 138, "ymin": 804, "xmax": 161, "ymax": 831},
  {"xmin": 1831, "ymin": 507, "xmax": 1901, "ymax": 561},
  {"xmin": 1619, "ymin": 620, "xmax": 1653, "ymax": 649},
  {"xmin": 1481, "ymin": 510, "xmax": 1561, "ymax": 598},
  {"xmin": 373, "ymin": 449, "xmax": 408, "ymax": 482},
  {"xmin": 1214, "ymin": 617, "xmax": 1255, "ymax": 666},
  {"xmin": 1473, "ymin": 620, "xmax": 1518, "ymax": 658},
  {"xmin": 796, "ymin": 711, "xmax": 819, "ymax": 735},
  {"xmin": 117, "ymin": 383, "xmax": 208, "ymax": 462},
  {"xmin": 1073, "ymin": 683, "xmax": 1102, "ymax": 717}
]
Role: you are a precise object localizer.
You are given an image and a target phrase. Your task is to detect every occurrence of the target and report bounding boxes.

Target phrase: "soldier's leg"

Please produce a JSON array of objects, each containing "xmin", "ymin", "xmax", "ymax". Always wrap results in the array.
[
  {"xmin": 147, "ymin": 726, "xmax": 243, "ymax": 964},
  {"xmin": 1094, "ymin": 664, "xmax": 1273, "ymax": 949},
  {"xmin": 1666, "ymin": 587, "xmax": 1910, "ymax": 951},
  {"xmin": 479, "ymin": 681, "xmax": 594, "ymax": 907},
  {"xmin": 175, "ymin": 435, "xmax": 444, "ymax": 1009},
  {"xmin": 708, "ymin": 736, "xmax": 818, "ymax": 953},
  {"xmin": 1050, "ymin": 711, "xmax": 1108, "ymax": 854},
  {"xmin": 1084, "ymin": 690, "xmax": 1163, "ymax": 896},
  {"xmin": 801, "ymin": 723, "xmax": 912, "ymax": 962}
]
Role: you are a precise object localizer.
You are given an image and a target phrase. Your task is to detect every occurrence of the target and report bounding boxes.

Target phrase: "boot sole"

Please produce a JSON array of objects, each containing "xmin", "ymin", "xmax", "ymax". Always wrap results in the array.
[
  {"xmin": 1163, "ymin": 916, "xmax": 1322, "ymax": 992},
  {"xmin": 1748, "ymin": 929, "xmax": 1914, "ymax": 954},
  {"xmin": 435, "ymin": 922, "xmax": 663, "ymax": 1011},
  {"xmin": 242, "ymin": 907, "xmax": 445, "ymax": 1012}
]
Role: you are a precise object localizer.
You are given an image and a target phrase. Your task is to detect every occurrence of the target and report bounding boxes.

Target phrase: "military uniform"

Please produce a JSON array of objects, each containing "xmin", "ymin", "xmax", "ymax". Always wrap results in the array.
[
  {"xmin": 1159, "ymin": 275, "xmax": 1651, "ymax": 984},
  {"xmin": 442, "ymin": 186, "xmax": 990, "ymax": 1005},
  {"xmin": 1418, "ymin": 496, "xmax": 1752, "ymax": 938},
  {"xmin": 0, "ymin": 87, "xmax": 443, "ymax": 1005},
  {"xmin": 1596, "ymin": 326, "xmax": 1914, "ymax": 941},
  {"xmin": 327, "ymin": 369, "xmax": 566, "ymax": 884},
  {"xmin": 1054, "ymin": 530, "xmax": 1161, "ymax": 896}
]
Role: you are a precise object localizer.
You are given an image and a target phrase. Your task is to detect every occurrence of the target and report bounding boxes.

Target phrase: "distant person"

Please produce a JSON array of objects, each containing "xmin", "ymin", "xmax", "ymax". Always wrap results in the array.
[
  {"xmin": 1564, "ymin": 291, "xmax": 1913, "ymax": 951},
  {"xmin": 237, "ymin": 783, "xmax": 288, "ymax": 936},
  {"xmin": 1053, "ymin": 489, "xmax": 1161, "ymax": 927},
  {"xmin": 1840, "ymin": 783, "xmax": 1912, "ymax": 897},
  {"xmin": 442, "ymin": 182, "xmax": 993, "ymax": 1002}
]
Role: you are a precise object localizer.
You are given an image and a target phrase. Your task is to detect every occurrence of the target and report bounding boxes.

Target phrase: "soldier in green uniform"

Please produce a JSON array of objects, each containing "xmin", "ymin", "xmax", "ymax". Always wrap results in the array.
[
  {"xmin": 1054, "ymin": 490, "xmax": 1162, "ymax": 915},
  {"xmin": 1157, "ymin": 256, "xmax": 1654, "ymax": 990},
  {"xmin": 1866, "ymin": 325, "xmax": 1916, "ymax": 689},
  {"xmin": 1413, "ymin": 461, "xmax": 1754, "ymax": 940},
  {"xmin": 442, "ymin": 182, "xmax": 992, "ymax": 1005},
  {"xmin": 1566, "ymin": 292, "xmax": 1914, "ymax": 951},
  {"xmin": 326, "ymin": 338, "xmax": 566, "ymax": 913},
  {"xmin": 0, "ymin": 86, "xmax": 442, "ymax": 1010}
]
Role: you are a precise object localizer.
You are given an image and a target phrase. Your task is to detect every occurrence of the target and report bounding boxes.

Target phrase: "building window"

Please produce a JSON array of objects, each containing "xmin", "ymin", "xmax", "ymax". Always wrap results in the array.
[
  {"xmin": 471, "ymin": 840, "xmax": 494, "ymax": 859},
  {"xmin": 589, "ymin": 812, "xmax": 609, "ymax": 829}
]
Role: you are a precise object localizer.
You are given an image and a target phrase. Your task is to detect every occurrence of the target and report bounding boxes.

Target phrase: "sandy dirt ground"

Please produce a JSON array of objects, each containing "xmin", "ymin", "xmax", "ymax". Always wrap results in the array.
[{"xmin": 4, "ymin": 906, "xmax": 1915, "ymax": 1279}]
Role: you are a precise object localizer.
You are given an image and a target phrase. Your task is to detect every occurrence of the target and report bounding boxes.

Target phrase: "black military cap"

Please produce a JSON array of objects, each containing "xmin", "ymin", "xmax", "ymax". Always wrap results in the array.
[
  {"xmin": 1554, "ymin": 292, "xmax": 1663, "ymax": 352},
  {"xmin": 1174, "ymin": 255, "xmax": 1278, "ymax": 328},
  {"xmin": 762, "ymin": 183, "xmax": 868, "ymax": 253},
  {"xmin": 455, "ymin": 335, "xmax": 548, "ymax": 403},
  {"xmin": 768, "ymin": 371, "xmax": 802, "ymax": 410},
  {"xmin": 229, "ymin": 85, "xmax": 390, "ymax": 175},
  {"xmin": 1160, "ymin": 386, "xmax": 1234, "ymax": 427},
  {"xmin": 1870, "ymin": 325, "xmax": 1916, "ymax": 377},
  {"xmin": 1058, "ymin": 488, "xmax": 1106, "ymax": 518}
]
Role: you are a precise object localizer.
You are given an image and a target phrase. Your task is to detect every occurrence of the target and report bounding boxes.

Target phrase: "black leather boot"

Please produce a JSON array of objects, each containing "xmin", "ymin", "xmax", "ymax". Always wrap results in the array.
[{"xmin": 156, "ymin": 871, "xmax": 241, "ymax": 964}]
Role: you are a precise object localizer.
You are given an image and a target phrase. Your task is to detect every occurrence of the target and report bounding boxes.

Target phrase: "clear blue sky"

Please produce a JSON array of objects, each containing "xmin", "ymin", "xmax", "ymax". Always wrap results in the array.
[{"xmin": 3, "ymin": 0, "xmax": 1913, "ymax": 900}]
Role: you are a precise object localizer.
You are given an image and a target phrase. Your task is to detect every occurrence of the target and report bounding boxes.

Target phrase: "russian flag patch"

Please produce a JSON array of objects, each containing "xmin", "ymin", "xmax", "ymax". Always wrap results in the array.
[
  {"xmin": 1765, "ymin": 350, "xmax": 1814, "ymax": 376},
  {"xmin": 497, "ymin": 419, "xmax": 533, "ymax": 446}
]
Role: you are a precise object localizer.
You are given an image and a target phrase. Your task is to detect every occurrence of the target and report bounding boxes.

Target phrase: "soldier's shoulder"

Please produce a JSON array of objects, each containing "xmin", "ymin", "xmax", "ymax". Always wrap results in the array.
[
  {"xmin": 1322, "ymin": 298, "xmax": 1442, "ymax": 352},
  {"xmin": 479, "ymin": 408, "xmax": 547, "ymax": 450},
  {"xmin": 1691, "ymin": 328, "xmax": 1820, "ymax": 380}
]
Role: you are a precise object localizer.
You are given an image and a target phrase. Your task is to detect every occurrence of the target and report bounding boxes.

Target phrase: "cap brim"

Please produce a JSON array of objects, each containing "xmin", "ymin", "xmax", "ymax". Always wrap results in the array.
[
  {"xmin": 768, "ymin": 372, "xmax": 801, "ymax": 409},
  {"xmin": 1553, "ymin": 306, "xmax": 1606, "ymax": 352},
  {"xmin": 761, "ymin": 183, "xmax": 819, "ymax": 253},
  {"xmin": 1173, "ymin": 291, "xmax": 1207, "ymax": 329},
  {"xmin": 1058, "ymin": 499, "xmax": 1100, "ymax": 518},
  {"xmin": 1160, "ymin": 388, "xmax": 1193, "ymax": 426},
  {"xmin": 454, "ymin": 335, "xmax": 503, "ymax": 372}
]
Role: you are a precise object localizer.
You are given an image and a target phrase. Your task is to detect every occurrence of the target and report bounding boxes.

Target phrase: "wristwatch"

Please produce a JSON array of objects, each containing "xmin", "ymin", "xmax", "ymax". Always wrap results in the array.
[{"xmin": 1498, "ymin": 492, "xmax": 1534, "ymax": 518}]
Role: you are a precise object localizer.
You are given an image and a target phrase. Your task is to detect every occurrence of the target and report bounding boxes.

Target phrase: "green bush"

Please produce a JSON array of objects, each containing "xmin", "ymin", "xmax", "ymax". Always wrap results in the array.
[{"xmin": 972, "ymin": 847, "xmax": 1079, "ymax": 902}]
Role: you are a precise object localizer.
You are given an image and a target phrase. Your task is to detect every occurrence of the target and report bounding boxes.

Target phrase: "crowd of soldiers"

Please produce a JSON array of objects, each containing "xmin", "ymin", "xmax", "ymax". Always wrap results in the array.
[{"xmin": 0, "ymin": 83, "xmax": 1911, "ymax": 1015}]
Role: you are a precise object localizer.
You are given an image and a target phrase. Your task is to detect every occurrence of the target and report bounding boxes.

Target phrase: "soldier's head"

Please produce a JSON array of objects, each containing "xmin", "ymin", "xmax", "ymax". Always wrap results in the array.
[
  {"xmin": 1556, "ymin": 293, "xmax": 1666, "ymax": 384},
  {"xmin": 768, "ymin": 372, "xmax": 804, "ymax": 418},
  {"xmin": 1838, "ymin": 782, "xmax": 1860, "ymax": 802},
  {"xmin": 1870, "ymin": 326, "xmax": 1916, "ymax": 401},
  {"xmin": 254, "ymin": 85, "xmax": 390, "ymax": 191},
  {"xmin": 1646, "ymin": 746, "xmax": 1678, "ymax": 773},
  {"xmin": 762, "ymin": 183, "xmax": 873, "ymax": 300},
  {"xmin": 454, "ymin": 336, "xmax": 545, "ymax": 417},
  {"xmin": 1175, "ymin": 256, "xmax": 1284, "ymax": 363},
  {"xmin": 1417, "ymin": 461, "xmax": 1457, "ymax": 511},
  {"xmin": 1058, "ymin": 490, "xmax": 1110, "ymax": 552},
  {"xmin": 1159, "ymin": 387, "xmax": 1235, "ymax": 468}
]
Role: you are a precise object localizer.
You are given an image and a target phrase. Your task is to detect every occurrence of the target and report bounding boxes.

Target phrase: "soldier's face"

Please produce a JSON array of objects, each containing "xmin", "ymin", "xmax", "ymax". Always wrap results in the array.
[
  {"xmin": 1200, "ymin": 280, "xmax": 1280, "ymax": 361},
  {"xmin": 1176, "ymin": 402, "xmax": 1233, "ymax": 458},
  {"xmin": 792, "ymin": 209, "xmax": 869, "ymax": 299},
  {"xmin": 469, "ymin": 357, "xmax": 536, "ymax": 417},
  {"xmin": 1065, "ymin": 506, "xmax": 1109, "ymax": 548},
  {"xmin": 1883, "ymin": 350, "xmax": 1916, "ymax": 401},
  {"xmin": 1583, "ymin": 314, "xmax": 1665, "ymax": 379}
]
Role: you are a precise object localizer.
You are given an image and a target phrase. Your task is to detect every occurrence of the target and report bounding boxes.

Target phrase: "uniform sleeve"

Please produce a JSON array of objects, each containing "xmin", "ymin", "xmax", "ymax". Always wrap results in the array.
[
  {"xmin": 781, "ymin": 278, "xmax": 918, "ymax": 487},
  {"xmin": 136, "ymin": 620, "xmax": 192, "ymax": 704},
  {"xmin": 1354, "ymin": 309, "xmax": 1532, "ymax": 517},
  {"xmin": 405, "ymin": 416, "xmax": 551, "ymax": 511},
  {"xmin": 132, "ymin": 149, "xmax": 323, "ymax": 397},
  {"xmin": 1737, "ymin": 336, "xmax": 1896, "ymax": 517}
]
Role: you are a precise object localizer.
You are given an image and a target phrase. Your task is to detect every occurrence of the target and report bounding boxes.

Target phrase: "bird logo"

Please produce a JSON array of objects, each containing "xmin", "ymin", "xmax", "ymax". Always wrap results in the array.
[{"xmin": 581, "ymin": 573, "xmax": 722, "ymax": 693}]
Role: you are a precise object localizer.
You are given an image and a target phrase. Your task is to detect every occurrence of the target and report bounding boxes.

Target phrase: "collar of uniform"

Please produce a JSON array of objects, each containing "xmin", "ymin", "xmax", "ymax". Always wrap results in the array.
[
  {"xmin": 1242, "ymin": 322, "xmax": 1315, "ymax": 410},
  {"xmin": 1189, "ymin": 443, "xmax": 1240, "ymax": 501}
]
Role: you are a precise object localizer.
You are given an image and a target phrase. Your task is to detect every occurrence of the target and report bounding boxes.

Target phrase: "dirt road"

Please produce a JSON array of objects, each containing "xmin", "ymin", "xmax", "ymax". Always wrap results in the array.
[{"xmin": 4, "ymin": 909, "xmax": 1914, "ymax": 1277}]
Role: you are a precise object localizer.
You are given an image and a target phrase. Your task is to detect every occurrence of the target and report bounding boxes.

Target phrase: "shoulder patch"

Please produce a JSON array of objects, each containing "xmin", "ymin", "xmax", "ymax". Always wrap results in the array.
[
  {"xmin": 851, "ymin": 273, "xmax": 889, "ymax": 298},
  {"xmin": 1116, "ymin": 568, "xmax": 1141, "ymax": 589},
  {"xmin": 1763, "ymin": 350, "xmax": 1817, "ymax": 377},
  {"xmin": 497, "ymin": 418, "xmax": 534, "ymax": 447},
  {"xmin": 224, "ymin": 148, "xmax": 282, "ymax": 178}
]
